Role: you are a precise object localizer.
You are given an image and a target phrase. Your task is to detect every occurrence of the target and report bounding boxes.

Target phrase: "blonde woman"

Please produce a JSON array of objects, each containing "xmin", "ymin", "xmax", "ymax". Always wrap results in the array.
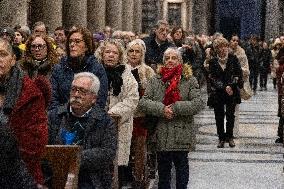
[
  {"xmin": 208, "ymin": 37, "xmax": 243, "ymax": 148},
  {"xmin": 95, "ymin": 39, "xmax": 139, "ymax": 188},
  {"xmin": 125, "ymin": 39, "xmax": 155, "ymax": 188}
]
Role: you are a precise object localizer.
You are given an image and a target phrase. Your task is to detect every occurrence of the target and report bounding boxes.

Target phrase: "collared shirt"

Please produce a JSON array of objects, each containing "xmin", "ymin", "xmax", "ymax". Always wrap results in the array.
[{"xmin": 69, "ymin": 106, "xmax": 92, "ymax": 118}]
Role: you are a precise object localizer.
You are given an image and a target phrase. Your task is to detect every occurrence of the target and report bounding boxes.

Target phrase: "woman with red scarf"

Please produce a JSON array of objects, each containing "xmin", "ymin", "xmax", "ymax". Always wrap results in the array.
[{"xmin": 139, "ymin": 47, "xmax": 204, "ymax": 189}]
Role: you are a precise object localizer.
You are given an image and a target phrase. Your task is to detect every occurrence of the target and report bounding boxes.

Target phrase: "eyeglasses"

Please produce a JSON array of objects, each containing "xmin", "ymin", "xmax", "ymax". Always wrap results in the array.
[
  {"xmin": 31, "ymin": 44, "xmax": 46, "ymax": 50},
  {"xmin": 69, "ymin": 39, "xmax": 84, "ymax": 45},
  {"xmin": 70, "ymin": 86, "xmax": 92, "ymax": 96}
]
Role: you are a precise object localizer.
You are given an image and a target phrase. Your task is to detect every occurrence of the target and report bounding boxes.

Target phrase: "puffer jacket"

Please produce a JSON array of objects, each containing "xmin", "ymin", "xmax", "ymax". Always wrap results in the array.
[{"xmin": 138, "ymin": 65, "xmax": 204, "ymax": 151}]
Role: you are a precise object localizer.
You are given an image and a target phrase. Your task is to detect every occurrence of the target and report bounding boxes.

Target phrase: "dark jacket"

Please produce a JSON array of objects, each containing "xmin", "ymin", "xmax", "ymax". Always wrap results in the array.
[
  {"xmin": 49, "ymin": 55, "xmax": 108, "ymax": 110},
  {"xmin": 245, "ymin": 44, "xmax": 262, "ymax": 70},
  {"xmin": 48, "ymin": 104, "xmax": 117, "ymax": 189},
  {"xmin": 260, "ymin": 48, "xmax": 272, "ymax": 70},
  {"xmin": 143, "ymin": 33, "xmax": 174, "ymax": 65},
  {"xmin": 276, "ymin": 63, "xmax": 284, "ymax": 117},
  {"xmin": 0, "ymin": 115, "xmax": 37, "ymax": 189},
  {"xmin": 20, "ymin": 59, "xmax": 54, "ymax": 79},
  {"xmin": 207, "ymin": 54, "xmax": 243, "ymax": 107}
]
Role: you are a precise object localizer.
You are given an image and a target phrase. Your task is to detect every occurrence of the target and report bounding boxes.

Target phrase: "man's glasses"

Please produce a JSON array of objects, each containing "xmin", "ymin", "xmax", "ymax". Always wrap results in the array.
[
  {"xmin": 70, "ymin": 86, "xmax": 92, "ymax": 96},
  {"xmin": 69, "ymin": 39, "xmax": 84, "ymax": 45},
  {"xmin": 31, "ymin": 44, "xmax": 46, "ymax": 50}
]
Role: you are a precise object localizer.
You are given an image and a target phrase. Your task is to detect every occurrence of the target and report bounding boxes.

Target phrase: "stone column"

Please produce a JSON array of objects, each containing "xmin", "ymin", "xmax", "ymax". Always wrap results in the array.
[
  {"xmin": 40, "ymin": 0, "xmax": 62, "ymax": 32},
  {"xmin": 192, "ymin": 0, "xmax": 209, "ymax": 34},
  {"xmin": 122, "ymin": 0, "xmax": 134, "ymax": 31},
  {"xmin": 187, "ymin": 0, "xmax": 194, "ymax": 32},
  {"xmin": 106, "ymin": 0, "xmax": 122, "ymax": 30},
  {"xmin": 265, "ymin": 0, "xmax": 279, "ymax": 40},
  {"xmin": 87, "ymin": 0, "xmax": 106, "ymax": 33},
  {"xmin": 0, "ymin": 0, "xmax": 28, "ymax": 27},
  {"xmin": 133, "ymin": 0, "xmax": 142, "ymax": 33},
  {"xmin": 63, "ymin": 0, "xmax": 87, "ymax": 29}
]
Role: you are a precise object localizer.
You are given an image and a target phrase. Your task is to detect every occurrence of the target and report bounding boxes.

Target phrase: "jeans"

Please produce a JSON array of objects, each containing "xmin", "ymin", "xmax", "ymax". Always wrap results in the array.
[{"xmin": 157, "ymin": 151, "xmax": 189, "ymax": 189}]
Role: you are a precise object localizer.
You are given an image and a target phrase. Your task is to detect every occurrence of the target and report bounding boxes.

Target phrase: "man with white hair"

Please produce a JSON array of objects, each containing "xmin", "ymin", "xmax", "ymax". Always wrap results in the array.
[{"xmin": 48, "ymin": 72, "xmax": 117, "ymax": 189}]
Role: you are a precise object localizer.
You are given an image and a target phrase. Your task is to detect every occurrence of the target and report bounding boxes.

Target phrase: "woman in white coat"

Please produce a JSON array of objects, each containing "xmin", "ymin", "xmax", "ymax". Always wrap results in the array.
[
  {"xmin": 230, "ymin": 35, "xmax": 251, "ymax": 138},
  {"xmin": 95, "ymin": 39, "xmax": 139, "ymax": 188}
]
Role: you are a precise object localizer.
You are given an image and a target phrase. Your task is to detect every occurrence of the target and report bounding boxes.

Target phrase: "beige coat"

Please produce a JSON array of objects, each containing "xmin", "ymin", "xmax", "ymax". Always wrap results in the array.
[
  {"xmin": 271, "ymin": 49, "xmax": 279, "ymax": 78},
  {"xmin": 107, "ymin": 64, "xmax": 139, "ymax": 165},
  {"xmin": 231, "ymin": 46, "xmax": 250, "ymax": 81},
  {"xmin": 231, "ymin": 46, "xmax": 252, "ymax": 100},
  {"xmin": 130, "ymin": 63, "xmax": 155, "ymax": 117}
]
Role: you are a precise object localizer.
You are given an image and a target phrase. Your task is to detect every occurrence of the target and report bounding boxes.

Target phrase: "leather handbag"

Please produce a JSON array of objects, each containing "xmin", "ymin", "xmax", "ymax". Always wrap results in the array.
[{"xmin": 240, "ymin": 81, "xmax": 253, "ymax": 100}]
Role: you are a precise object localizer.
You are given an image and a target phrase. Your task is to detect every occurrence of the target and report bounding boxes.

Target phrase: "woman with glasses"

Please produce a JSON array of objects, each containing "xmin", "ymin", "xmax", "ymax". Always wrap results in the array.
[
  {"xmin": 21, "ymin": 34, "xmax": 58, "ymax": 79},
  {"xmin": 125, "ymin": 39, "xmax": 155, "ymax": 188},
  {"xmin": 49, "ymin": 27, "xmax": 108, "ymax": 111},
  {"xmin": 95, "ymin": 39, "xmax": 139, "ymax": 188}
]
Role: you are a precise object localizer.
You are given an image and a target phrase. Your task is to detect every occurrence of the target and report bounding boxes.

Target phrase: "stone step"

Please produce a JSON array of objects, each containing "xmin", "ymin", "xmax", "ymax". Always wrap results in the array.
[{"xmin": 188, "ymin": 151, "xmax": 284, "ymax": 163}]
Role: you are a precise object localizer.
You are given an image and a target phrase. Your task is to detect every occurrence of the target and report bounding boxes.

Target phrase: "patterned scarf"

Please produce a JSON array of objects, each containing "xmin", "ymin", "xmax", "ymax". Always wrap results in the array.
[{"xmin": 160, "ymin": 64, "xmax": 182, "ymax": 105}]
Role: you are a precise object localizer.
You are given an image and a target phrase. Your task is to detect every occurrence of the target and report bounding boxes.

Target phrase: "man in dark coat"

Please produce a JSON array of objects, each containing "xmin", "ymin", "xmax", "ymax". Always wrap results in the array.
[
  {"xmin": 0, "ymin": 38, "xmax": 50, "ymax": 187},
  {"xmin": 143, "ymin": 20, "xmax": 174, "ymax": 70},
  {"xmin": 48, "ymin": 72, "xmax": 117, "ymax": 189},
  {"xmin": 245, "ymin": 36, "xmax": 262, "ymax": 93},
  {"xmin": 259, "ymin": 42, "xmax": 272, "ymax": 91}
]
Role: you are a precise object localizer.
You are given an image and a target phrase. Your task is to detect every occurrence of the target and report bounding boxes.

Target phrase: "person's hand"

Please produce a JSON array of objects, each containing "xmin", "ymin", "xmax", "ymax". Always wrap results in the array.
[
  {"xmin": 225, "ymin": 86, "xmax": 233, "ymax": 96},
  {"xmin": 164, "ymin": 105, "xmax": 174, "ymax": 120}
]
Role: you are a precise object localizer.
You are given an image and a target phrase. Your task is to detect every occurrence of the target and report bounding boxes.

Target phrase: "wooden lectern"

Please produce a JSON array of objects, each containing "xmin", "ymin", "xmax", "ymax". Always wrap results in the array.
[{"xmin": 43, "ymin": 145, "xmax": 81, "ymax": 189}]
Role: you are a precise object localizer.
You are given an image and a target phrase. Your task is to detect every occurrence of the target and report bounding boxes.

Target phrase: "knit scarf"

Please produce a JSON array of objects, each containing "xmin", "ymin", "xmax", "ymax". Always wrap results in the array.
[
  {"xmin": 2, "ymin": 64, "xmax": 23, "ymax": 115},
  {"xmin": 160, "ymin": 64, "xmax": 182, "ymax": 106},
  {"xmin": 105, "ymin": 65, "xmax": 125, "ymax": 96}
]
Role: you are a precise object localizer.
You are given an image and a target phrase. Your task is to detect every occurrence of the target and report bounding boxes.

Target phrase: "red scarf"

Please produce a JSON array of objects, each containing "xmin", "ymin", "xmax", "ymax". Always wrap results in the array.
[{"xmin": 160, "ymin": 64, "xmax": 182, "ymax": 105}]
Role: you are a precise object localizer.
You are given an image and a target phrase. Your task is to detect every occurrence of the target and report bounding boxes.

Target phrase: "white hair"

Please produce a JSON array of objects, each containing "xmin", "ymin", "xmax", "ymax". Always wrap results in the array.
[
  {"xmin": 163, "ymin": 47, "xmax": 183, "ymax": 64},
  {"xmin": 125, "ymin": 39, "xmax": 146, "ymax": 65},
  {"xmin": 73, "ymin": 72, "xmax": 100, "ymax": 95}
]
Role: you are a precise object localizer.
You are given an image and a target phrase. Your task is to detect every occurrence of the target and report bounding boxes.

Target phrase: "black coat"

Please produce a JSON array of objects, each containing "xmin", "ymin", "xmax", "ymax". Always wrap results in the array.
[
  {"xmin": 143, "ymin": 34, "xmax": 174, "ymax": 65},
  {"xmin": 48, "ymin": 104, "xmax": 117, "ymax": 189},
  {"xmin": 207, "ymin": 54, "xmax": 243, "ymax": 107},
  {"xmin": 0, "ymin": 112, "xmax": 37, "ymax": 189}
]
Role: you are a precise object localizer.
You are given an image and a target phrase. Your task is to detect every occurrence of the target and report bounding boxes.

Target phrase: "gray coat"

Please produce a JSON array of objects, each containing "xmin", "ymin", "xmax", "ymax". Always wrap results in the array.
[{"xmin": 138, "ymin": 69, "xmax": 205, "ymax": 151}]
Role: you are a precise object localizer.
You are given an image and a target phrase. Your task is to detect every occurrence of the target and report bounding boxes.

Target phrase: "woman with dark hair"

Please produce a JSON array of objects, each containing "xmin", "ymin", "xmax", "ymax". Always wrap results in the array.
[
  {"xmin": 49, "ymin": 27, "xmax": 108, "ymax": 110},
  {"xmin": 170, "ymin": 26, "xmax": 185, "ymax": 47},
  {"xmin": 14, "ymin": 29, "xmax": 28, "ymax": 53},
  {"xmin": 21, "ymin": 34, "xmax": 58, "ymax": 79}
]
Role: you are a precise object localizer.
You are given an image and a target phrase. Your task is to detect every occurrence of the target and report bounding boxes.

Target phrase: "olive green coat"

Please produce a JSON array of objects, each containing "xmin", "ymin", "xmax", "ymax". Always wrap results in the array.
[{"xmin": 138, "ymin": 73, "xmax": 205, "ymax": 152}]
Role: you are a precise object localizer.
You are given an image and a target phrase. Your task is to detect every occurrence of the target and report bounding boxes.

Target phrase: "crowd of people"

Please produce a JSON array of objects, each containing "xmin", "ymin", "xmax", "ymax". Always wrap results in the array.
[{"xmin": 1, "ymin": 19, "xmax": 284, "ymax": 189}]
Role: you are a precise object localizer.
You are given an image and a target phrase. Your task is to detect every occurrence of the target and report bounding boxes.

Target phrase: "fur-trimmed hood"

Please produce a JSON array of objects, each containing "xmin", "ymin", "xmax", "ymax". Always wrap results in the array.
[{"xmin": 156, "ymin": 63, "xmax": 193, "ymax": 80}]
